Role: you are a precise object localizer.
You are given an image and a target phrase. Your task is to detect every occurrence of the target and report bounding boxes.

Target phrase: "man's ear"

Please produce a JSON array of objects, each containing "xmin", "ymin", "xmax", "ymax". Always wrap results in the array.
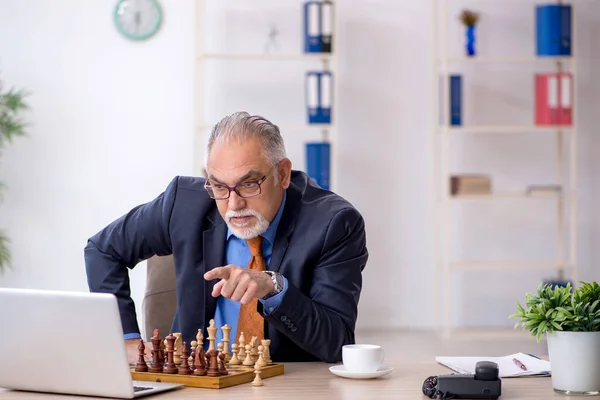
[{"xmin": 278, "ymin": 158, "xmax": 292, "ymax": 189}]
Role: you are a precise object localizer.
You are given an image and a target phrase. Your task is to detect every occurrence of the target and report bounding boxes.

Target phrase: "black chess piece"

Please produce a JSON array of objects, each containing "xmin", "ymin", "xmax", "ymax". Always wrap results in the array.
[
  {"xmin": 163, "ymin": 334, "xmax": 178, "ymax": 374},
  {"xmin": 134, "ymin": 339, "xmax": 148, "ymax": 372},
  {"xmin": 148, "ymin": 329, "xmax": 163, "ymax": 373},
  {"xmin": 206, "ymin": 349, "xmax": 220, "ymax": 377},
  {"xmin": 218, "ymin": 350, "xmax": 228, "ymax": 375},
  {"xmin": 178, "ymin": 342, "xmax": 192, "ymax": 375},
  {"xmin": 193, "ymin": 345, "xmax": 207, "ymax": 376}
]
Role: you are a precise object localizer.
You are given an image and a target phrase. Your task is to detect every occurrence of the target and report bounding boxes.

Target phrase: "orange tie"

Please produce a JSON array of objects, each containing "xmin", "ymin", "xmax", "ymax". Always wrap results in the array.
[{"xmin": 236, "ymin": 236, "xmax": 266, "ymax": 344}]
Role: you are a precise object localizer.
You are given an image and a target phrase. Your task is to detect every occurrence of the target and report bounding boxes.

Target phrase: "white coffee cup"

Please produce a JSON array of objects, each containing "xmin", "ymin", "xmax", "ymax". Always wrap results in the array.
[{"xmin": 342, "ymin": 344, "xmax": 385, "ymax": 373}]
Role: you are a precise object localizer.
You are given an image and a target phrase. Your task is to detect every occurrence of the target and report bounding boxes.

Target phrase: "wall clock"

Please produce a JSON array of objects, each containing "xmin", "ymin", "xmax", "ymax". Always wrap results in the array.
[{"xmin": 113, "ymin": 0, "xmax": 162, "ymax": 41}]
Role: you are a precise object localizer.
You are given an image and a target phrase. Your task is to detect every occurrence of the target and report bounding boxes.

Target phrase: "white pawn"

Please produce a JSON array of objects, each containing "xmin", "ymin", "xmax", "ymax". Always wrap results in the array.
[
  {"xmin": 243, "ymin": 344, "xmax": 254, "ymax": 366},
  {"xmin": 251, "ymin": 363, "xmax": 264, "ymax": 387},
  {"xmin": 255, "ymin": 345, "xmax": 267, "ymax": 367},
  {"xmin": 229, "ymin": 343, "xmax": 240, "ymax": 365}
]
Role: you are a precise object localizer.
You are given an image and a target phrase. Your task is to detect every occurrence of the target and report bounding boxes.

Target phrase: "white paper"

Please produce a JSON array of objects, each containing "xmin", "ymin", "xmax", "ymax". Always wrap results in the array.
[{"xmin": 435, "ymin": 352, "xmax": 551, "ymax": 378}]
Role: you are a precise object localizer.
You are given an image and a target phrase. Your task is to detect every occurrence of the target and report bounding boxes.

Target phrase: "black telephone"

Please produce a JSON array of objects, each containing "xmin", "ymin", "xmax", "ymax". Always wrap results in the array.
[{"xmin": 422, "ymin": 361, "xmax": 502, "ymax": 399}]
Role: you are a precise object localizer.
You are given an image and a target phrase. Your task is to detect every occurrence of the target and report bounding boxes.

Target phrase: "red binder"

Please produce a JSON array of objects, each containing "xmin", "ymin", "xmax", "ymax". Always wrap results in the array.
[{"xmin": 535, "ymin": 73, "xmax": 572, "ymax": 126}]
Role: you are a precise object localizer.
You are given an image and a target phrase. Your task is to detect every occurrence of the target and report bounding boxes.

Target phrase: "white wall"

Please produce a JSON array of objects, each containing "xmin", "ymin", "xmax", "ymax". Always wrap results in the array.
[
  {"xmin": 0, "ymin": 0, "xmax": 598, "ymax": 334},
  {"xmin": 0, "ymin": 0, "xmax": 195, "ymax": 332}
]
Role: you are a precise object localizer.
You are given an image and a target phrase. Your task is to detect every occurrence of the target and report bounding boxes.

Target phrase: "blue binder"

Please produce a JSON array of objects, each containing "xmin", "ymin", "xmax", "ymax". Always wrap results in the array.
[
  {"xmin": 306, "ymin": 142, "xmax": 330, "ymax": 190},
  {"xmin": 320, "ymin": 1, "xmax": 333, "ymax": 53},
  {"xmin": 306, "ymin": 71, "xmax": 333, "ymax": 124},
  {"xmin": 304, "ymin": 1, "xmax": 322, "ymax": 53},
  {"xmin": 449, "ymin": 75, "xmax": 462, "ymax": 126},
  {"xmin": 536, "ymin": 4, "xmax": 571, "ymax": 56}
]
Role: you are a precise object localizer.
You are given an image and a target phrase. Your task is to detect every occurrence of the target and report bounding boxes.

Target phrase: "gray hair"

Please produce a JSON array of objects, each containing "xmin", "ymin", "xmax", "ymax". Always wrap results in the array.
[{"xmin": 204, "ymin": 112, "xmax": 287, "ymax": 172}]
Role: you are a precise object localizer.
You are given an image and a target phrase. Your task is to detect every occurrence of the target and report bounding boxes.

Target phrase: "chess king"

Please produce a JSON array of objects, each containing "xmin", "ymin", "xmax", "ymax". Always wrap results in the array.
[{"xmin": 84, "ymin": 111, "xmax": 369, "ymax": 363}]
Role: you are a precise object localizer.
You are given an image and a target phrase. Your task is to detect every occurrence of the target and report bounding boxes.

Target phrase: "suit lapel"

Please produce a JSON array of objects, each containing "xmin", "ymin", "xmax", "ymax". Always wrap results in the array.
[
  {"xmin": 269, "ymin": 187, "xmax": 300, "ymax": 273},
  {"xmin": 203, "ymin": 210, "xmax": 227, "ymax": 325}
]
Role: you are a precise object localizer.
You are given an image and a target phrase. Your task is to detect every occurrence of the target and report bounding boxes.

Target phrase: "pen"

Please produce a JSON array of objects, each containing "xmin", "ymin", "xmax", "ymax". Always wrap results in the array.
[{"xmin": 513, "ymin": 358, "xmax": 527, "ymax": 371}]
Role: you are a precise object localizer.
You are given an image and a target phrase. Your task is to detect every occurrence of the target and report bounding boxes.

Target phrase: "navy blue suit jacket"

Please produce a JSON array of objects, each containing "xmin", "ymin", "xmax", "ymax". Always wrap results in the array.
[{"xmin": 84, "ymin": 171, "xmax": 368, "ymax": 362}]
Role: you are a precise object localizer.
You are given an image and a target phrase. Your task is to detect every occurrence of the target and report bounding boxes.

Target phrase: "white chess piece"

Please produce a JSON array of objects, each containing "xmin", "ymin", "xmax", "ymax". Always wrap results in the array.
[
  {"xmin": 229, "ymin": 343, "xmax": 240, "ymax": 365},
  {"xmin": 251, "ymin": 363, "xmax": 264, "ymax": 387},
  {"xmin": 256, "ymin": 345, "xmax": 267, "ymax": 367},
  {"xmin": 243, "ymin": 344, "xmax": 254, "ymax": 366}
]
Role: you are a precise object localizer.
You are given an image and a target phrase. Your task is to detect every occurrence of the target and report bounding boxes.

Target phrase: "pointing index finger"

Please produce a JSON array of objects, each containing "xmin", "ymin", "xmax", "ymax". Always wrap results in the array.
[{"xmin": 204, "ymin": 265, "xmax": 232, "ymax": 281}]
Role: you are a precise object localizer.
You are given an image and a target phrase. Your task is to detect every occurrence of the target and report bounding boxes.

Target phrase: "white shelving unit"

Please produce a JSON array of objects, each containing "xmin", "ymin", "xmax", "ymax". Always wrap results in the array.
[
  {"xmin": 432, "ymin": 0, "xmax": 578, "ymax": 337},
  {"xmin": 194, "ymin": 1, "xmax": 339, "ymax": 190}
]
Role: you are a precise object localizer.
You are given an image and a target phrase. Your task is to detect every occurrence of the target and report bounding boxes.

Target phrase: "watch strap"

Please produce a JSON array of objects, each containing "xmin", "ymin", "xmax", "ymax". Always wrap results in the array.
[{"xmin": 263, "ymin": 271, "xmax": 282, "ymax": 299}]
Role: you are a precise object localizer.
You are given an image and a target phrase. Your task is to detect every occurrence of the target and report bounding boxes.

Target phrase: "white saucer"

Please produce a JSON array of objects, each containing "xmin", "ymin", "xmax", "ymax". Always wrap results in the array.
[{"xmin": 329, "ymin": 365, "xmax": 394, "ymax": 379}]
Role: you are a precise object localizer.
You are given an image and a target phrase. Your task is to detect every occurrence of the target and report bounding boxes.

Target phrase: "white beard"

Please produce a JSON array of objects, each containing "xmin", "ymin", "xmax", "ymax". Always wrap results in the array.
[{"xmin": 225, "ymin": 209, "xmax": 270, "ymax": 240}]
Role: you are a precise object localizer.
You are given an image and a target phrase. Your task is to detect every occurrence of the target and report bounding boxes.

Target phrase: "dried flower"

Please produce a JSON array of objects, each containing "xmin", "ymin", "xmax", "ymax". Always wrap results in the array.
[{"xmin": 459, "ymin": 9, "xmax": 480, "ymax": 27}]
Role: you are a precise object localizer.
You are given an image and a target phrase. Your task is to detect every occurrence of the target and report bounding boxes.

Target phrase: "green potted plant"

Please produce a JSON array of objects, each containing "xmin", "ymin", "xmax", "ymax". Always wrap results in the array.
[
  {"xmin": 0, "ymin": 82, "xmax": 29, "ymax": 275},
  {"xmin": 511, "ymin": 281, "xmax": 600, "ymax": 395}
]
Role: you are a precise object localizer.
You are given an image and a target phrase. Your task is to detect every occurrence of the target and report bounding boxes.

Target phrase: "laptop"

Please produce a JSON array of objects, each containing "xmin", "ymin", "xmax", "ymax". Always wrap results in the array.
[{"xmin": 0, "ymin": 287, "xmax": 183, "ymax": 398}]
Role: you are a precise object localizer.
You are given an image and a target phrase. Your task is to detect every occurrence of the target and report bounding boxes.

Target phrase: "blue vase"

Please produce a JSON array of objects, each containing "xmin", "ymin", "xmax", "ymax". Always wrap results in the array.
[{"xmin": 466, "ymin": 25, "xmax": 476, "ymax": 56}]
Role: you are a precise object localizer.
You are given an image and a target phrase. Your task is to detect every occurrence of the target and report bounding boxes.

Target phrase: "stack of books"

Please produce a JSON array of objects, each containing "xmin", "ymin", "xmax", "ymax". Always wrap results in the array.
[{"xmin": 450, "ymin": 175, "xmax": 492, "ymax": 196}]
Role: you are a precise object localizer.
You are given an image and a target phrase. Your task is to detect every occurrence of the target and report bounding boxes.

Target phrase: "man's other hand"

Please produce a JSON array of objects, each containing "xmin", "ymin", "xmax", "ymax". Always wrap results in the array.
[
  {"xmin": 204, "ymin": 265, "xmax": 274, "ymax": 304},
  {"xmin": 125, "ymin": 338, "xmax": 151, "ymax": 364}
]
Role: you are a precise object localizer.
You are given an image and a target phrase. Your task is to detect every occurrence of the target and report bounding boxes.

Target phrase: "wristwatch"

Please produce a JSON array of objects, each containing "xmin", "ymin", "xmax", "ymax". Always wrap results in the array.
[{"xmin": 262, "ymin": 271, "xmax": 284, "ymax": 299}]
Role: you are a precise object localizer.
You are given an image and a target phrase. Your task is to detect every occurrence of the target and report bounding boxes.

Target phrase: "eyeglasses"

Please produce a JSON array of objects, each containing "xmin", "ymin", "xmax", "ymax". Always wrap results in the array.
[{"xmin": 204, "ymin": 167, "xmax": 275, "ymax": 200}]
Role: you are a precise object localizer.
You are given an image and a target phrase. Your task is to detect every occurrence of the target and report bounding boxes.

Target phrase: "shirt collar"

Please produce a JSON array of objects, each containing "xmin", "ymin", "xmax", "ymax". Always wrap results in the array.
[{"xmin": 226, "ymin": 191, "xmax": 287, "ymax": 246}]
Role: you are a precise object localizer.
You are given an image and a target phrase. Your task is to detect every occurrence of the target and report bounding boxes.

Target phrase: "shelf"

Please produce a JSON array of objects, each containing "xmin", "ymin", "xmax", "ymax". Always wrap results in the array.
[
  {"xmin": 448, "ymin": 192, "xmax": 560, "ymax": 200},
  {"xmin": 439, "ymin": 56, "xmax": 573, "ymax": 64},
  {"xmin": 432, "ymin": 0, "xmax": 578, "ymax": 335},
  {"xmin": 442, "ymin": 125, "xmax": 573, "ymax": 133},
  {"xmin": 198, "ymin": 53, "xmax": 333, "ymax": 61},
  {"xmin": 450, "ymin": 261, "xmax": 572, "ymax": 271}
]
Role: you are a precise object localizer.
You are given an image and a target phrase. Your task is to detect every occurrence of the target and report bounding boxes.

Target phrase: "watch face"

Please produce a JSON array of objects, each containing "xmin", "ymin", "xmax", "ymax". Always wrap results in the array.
[{"xmin": 113, "ymin": 0, "xmax": 162, "ymax": 41}]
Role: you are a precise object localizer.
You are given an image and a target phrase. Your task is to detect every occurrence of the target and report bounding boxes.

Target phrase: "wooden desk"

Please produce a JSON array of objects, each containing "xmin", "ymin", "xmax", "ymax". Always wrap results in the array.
[{"xmin": 0, "ymin": 361, "xmax": 561, "ymax": 399}]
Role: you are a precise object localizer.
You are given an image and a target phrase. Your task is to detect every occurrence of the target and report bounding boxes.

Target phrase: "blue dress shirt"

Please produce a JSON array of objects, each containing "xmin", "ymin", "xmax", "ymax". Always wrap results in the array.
[
  {"xmin": 212, "ymin": 191, "xmax": 288, "ymax": 345},
  {"xmin": 124, "ymin": 192, "xmax": 289, "ymax": 342}
]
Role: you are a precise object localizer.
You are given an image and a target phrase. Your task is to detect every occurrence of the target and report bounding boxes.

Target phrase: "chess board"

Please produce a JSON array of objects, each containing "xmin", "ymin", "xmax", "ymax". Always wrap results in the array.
[
  {"xmin": 130, "ymin": 363, "xmax": 284, "ymax": 389},
  {"xmin": 132, "ymin": 319, "xmax": 283, "ymax": 389}
]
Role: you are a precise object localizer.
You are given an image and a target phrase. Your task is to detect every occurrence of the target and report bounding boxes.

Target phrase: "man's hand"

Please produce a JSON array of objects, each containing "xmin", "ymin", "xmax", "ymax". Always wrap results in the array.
[
  {"xmin": 204, "ymin": 265, "xmax": 274, "ymax": 304},
  {"xmin": 125, "ymin": 338, "xmax": 151, "ymax": 364}
]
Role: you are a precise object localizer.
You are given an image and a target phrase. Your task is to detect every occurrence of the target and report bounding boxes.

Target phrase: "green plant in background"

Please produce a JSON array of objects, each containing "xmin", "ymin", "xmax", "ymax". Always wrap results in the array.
[
  {"xmin": 510, "ymin": 282, "xmax": 600, "ymax": 341},
  {"xmin": 0, "ymin": 82, "xmax": 30, "ymax": 274}
]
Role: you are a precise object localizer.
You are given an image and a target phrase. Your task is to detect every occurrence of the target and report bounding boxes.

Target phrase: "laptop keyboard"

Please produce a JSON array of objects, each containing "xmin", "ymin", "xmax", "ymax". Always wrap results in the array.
[{"xmin": 133, "ymin": 386, "xmax": 153, "ymax": 393}]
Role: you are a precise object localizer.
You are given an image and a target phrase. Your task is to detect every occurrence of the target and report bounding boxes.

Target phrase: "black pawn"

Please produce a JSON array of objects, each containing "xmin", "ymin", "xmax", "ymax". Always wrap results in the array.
[{"xmin": 178, "ymin": 342, "xmax": 192, "ymax": 375}]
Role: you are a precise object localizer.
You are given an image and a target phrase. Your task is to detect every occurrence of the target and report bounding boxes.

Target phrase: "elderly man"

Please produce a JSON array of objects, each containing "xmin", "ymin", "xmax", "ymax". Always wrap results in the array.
[{"xmin": 84, "ymin": 111, "xmax": 368, "ymax": 363}]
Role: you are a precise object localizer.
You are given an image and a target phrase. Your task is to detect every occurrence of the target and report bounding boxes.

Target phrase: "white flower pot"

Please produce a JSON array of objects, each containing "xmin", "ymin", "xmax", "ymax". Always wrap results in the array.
[{"xmin": 547, "ymin": 331, "xmax": 600, "ymax": 395}]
